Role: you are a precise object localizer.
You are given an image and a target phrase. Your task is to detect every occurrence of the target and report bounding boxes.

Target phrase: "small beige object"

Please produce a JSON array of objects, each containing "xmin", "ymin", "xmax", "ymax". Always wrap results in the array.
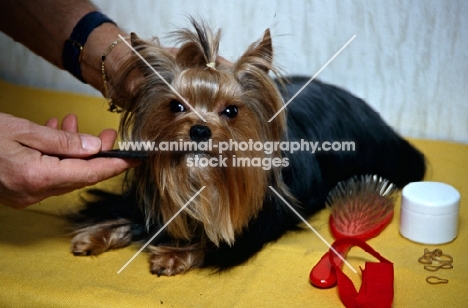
[
  {"xmin": 426, "ymin": 276, "xmax": 449, "ymax": 284},
  {"xmin": 418, "ymin": 248, "xmax": 453, "ymax": 284},
  {"xmin": 206, "ymin": 62, "xmax": 216, "ymax": 69}
]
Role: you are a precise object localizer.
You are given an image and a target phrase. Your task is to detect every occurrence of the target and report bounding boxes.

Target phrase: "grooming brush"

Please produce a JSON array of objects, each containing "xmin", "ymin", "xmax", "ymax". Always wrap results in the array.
[{"xmin": 310, "ymin": 174, "xmax": 397, "ymax": 288}]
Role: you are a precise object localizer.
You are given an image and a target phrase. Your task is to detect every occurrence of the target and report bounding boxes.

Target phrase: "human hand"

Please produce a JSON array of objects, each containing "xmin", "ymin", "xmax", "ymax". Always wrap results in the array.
[{"xmin": 0, "ymin": 113, "xmax": 136, "ymax": 208}]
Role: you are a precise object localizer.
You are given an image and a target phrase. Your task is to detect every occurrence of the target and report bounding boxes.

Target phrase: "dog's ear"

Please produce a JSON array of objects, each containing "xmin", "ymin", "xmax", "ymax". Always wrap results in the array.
[
  {"xmin": 130, "ymin": 32, "xmax": 143, "ymax": 48},
  {"xmin": 233, "ymin": 29, "xmax": 286, "ymax": 142},
  {"xmin": 110, "ymin": 33, "xmax": 177, "ymax": 112},
  {"xmin": 129, "ymin": 32, "xmax": 173, "ymax": 78},
  {"xmin": 234, "ymin": 29, "xmax": 273, "ymax": 74}
]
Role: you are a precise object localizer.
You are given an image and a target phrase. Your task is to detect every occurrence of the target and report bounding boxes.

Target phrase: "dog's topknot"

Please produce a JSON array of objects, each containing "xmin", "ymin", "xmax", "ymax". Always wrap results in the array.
[{"xmin": 174, "ymin": 18, "xmax": 221, "ymax": 69}]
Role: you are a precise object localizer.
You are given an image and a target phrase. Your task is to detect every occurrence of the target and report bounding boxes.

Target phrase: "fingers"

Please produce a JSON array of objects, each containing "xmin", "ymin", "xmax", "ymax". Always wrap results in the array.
[
  {"xmin": 3, "ymin": 158, "xmax": 134, "ymax": 209},
  {"xmin": 0, "ymin": 113, "xmax": 134, "ymax": 208},
  {"xmin": 61, "ymin": 113, "xmax": 79, "ymax": 132},
  {"xmin": 17, "ymin": 117, "xmax": 102, "ymax": 157},
  {"xmin": 1, "ymin": 151, "xmax": 135, "ymax": 208},
  {"xmin": 45, "ymin": 117, "xmax": 59, "ymax": 129},
  {"xmin": 99, "ymin": 129, "xmax": 118, "ymax": 151},
  {"xmin": 45, "ymin": 114, "xmax": 78, "ymax": 131},
  {"xmin": 45, "ymin": 114, "xmax": 80, "ymax": 132},
  {"xmin": 42, "ymin": 114, "xmax": 118, "ymax": 155},
  {"xmin": 39, "ymin": 155, "xmax": 133, "ymax": 189}
]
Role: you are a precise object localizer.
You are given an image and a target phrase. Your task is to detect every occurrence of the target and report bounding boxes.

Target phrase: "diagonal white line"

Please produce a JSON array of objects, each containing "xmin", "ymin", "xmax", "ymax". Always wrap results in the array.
[
  {"xmin": 268, "ymin": 186, "xmax": 357, "ymax": 274},
  {"xmin": 118, "ymin": 34, "xmax": 207, "ymax": 122},
  {"xmin": 117, "ymin": 186, "xmax": 206, "ymax": 274},
  {"xmin": 268, "ymin": 35, "xmax": 356, "ymax": 122}
]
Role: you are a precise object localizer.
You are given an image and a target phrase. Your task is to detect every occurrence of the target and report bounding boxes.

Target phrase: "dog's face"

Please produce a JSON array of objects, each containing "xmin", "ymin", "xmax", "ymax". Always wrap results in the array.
[{"xmin": 112, "ymin": 21, "xmax": 288, "ymax": 246}]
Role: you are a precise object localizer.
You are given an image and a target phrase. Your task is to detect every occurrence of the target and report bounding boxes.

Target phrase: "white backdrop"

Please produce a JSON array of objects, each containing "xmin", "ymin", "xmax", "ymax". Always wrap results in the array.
[{"xmin": 1, "ymin": 0, "xmax": 467, "ymax": 143}]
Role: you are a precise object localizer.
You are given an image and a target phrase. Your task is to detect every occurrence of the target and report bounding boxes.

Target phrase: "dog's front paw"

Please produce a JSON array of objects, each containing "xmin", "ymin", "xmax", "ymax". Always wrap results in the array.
[
  {"xmin": 149, "ymin": 252, "xmax": 189, "ymax": 276},
  {"xmin": 71, "ymin": 232, "xmax": 108, "ymax": 256},
  {"xmin": 148, "ymin": 245, "xmax": 204, "ymax": 276},
  {"xmin": 70, "ymin": 219, "xmax": 132, "ymax": 256}
]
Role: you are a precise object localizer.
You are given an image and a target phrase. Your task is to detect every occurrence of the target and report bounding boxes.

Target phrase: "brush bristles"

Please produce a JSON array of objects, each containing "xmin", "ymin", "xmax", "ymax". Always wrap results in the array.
[{"xmin": 326, "ymin": 175, "xmax": 397, "ymax": 235}]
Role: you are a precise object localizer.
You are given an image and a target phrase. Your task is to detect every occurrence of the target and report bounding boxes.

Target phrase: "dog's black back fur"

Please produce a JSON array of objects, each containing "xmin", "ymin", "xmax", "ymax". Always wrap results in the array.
[
  {"xmin": 74, "ymin": 77, "xmax": 425, "ymax": 270},
  {"xmin": 203, "ymin": 77, "xmax": 425, "ymax": 268}
]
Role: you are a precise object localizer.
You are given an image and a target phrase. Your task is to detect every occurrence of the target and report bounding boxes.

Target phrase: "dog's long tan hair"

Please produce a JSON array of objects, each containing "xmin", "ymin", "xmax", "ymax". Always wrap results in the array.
[{"xmin": 111, "ymin": 20, "xmax": 290, "ymax": 246}]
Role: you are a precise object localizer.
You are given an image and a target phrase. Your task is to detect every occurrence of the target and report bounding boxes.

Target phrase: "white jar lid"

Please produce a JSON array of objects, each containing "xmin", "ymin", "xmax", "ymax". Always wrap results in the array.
[
  {"xmin": 401, "ymin": 182, "xmax": 460, "ymax": 215},
  {"xmin": 400, "ymin": 181, "xmax": 460, "ymax": 244}
]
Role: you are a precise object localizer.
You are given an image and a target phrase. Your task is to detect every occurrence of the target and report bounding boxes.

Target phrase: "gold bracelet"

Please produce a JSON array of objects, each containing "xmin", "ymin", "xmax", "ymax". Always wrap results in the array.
[{"xmin": 101, "ymin": 36, "xmax": 130, "ymax": 113}]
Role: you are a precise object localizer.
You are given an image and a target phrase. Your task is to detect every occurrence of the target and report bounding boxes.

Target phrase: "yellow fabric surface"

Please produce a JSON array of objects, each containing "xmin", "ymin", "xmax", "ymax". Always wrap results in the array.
[{"xmin": 0, "ymin": 79, "xmax": 467, "ymax": 307}]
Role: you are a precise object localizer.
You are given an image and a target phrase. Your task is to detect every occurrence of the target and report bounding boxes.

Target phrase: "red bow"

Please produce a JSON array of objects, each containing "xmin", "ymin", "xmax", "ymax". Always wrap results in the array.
[{"xmin": 329, "ymin": 238, "xmax": 394, "ymax": 308}]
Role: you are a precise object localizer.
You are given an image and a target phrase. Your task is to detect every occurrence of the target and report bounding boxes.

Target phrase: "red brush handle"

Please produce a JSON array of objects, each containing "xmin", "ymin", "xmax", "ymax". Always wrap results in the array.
[{"xmin": 309, "ymin": 243, "xmax": 351, "ymax": 288}]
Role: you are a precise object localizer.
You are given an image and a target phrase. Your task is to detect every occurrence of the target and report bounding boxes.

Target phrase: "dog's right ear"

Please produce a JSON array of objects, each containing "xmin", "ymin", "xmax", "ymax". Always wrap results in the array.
[
  {"xmin": 110, "ymin": 33, "xmax": 177, "ymax": 112},
  {"xmin": 130, "ymin": 32, "xmax": 142, "ymax": 47}
]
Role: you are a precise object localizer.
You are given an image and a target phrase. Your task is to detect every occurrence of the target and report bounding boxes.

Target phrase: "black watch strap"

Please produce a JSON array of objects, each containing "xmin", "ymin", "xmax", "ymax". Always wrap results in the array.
[{"xmin": 62, "ymin": 11, "xmax": 116, "ymax": 83}]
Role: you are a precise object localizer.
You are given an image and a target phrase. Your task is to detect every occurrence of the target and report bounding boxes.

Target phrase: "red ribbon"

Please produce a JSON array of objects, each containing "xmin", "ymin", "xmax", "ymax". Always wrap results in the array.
[{"xmin": 329, "ymin": 238, "xmax": 394, "ymax": 308}]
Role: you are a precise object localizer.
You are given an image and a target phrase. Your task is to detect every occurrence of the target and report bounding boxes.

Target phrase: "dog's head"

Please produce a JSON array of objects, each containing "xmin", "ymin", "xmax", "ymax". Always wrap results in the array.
[{"xmin": 112, "ymin": 20, "xmax": 289, "ymax": 246}]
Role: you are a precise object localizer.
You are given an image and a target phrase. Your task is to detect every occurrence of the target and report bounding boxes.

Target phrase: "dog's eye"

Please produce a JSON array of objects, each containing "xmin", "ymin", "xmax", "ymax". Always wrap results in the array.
[
  {"xmin": 170, "ymin": 100, "xmax": 186, "ymax": 113},
  {"xmin": 220, "ymin": 105, "xmax": 238, "ymax": 118}
]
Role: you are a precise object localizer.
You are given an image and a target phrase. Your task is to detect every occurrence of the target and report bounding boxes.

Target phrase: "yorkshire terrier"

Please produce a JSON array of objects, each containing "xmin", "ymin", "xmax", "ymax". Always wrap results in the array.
[{"xmin": 70, "ymin": 20, "xmax": 425, "ymax": 276}]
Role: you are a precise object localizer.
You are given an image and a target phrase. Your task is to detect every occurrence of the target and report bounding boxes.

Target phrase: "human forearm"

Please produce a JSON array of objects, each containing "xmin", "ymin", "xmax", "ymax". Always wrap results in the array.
[
  {"xmin": 0, "ymin": 0, "xmax": 97, "ymax": 68},
  {"xmin": 0, "ymin": 0, "xmax": 130, "ymax": 94}
]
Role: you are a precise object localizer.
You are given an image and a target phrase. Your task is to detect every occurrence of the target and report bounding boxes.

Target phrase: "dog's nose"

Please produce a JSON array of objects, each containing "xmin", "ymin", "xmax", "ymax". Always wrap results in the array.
[{"xmin": 189, "ymin": 125, "xmax": 211, "ymax": 142}]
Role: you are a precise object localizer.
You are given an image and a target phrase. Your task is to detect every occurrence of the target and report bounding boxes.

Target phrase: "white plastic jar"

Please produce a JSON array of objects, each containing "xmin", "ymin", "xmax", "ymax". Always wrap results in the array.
[{"xmin": 399, "ymin": 182, "xmax": 460, "ymax": 245}]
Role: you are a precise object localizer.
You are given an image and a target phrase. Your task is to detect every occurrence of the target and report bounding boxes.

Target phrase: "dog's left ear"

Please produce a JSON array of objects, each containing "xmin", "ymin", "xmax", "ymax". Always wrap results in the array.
[{"xmin": 234, "ymin": 29, "xmax": 273, "ymax": 74}]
